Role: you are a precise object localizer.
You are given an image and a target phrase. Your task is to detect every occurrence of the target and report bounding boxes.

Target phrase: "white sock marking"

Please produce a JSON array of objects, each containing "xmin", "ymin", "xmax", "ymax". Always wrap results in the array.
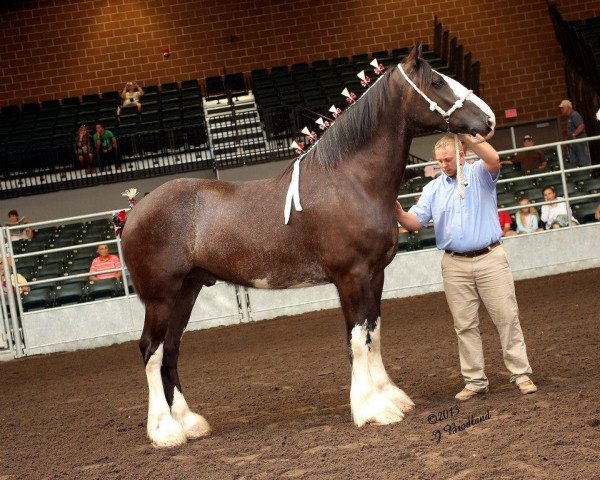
[
  {"xmin": 145, "ymin": 343, "xmax": 186, "ymax": 447},
  {"xmin": 349, "ymin": 319, "xmax": 413, "ymax": 427}
]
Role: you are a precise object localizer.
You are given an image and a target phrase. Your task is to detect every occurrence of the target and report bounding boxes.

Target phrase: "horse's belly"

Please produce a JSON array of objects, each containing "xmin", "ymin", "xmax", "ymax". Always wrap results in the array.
[{"xmin": 248, "ymin": 268, "xmax": 329, "ymax": 290}]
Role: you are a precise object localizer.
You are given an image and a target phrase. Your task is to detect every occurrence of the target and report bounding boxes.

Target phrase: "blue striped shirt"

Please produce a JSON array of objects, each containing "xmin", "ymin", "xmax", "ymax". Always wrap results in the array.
[{"xmin": 408, "ymin": 160, "xmax": 502, "ymax": 253}]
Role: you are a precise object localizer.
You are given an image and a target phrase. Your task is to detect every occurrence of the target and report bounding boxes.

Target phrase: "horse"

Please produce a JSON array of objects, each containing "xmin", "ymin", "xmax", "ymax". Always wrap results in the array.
[{"xmin": 121, "ymin": 43, "xmax": 496, "ymax": 448}]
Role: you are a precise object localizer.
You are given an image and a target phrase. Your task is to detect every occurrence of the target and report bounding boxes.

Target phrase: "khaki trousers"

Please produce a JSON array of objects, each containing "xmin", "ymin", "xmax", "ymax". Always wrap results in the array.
[{"xmin": 441, "ymin": 245, "xmax": 532, "ymax": 390}]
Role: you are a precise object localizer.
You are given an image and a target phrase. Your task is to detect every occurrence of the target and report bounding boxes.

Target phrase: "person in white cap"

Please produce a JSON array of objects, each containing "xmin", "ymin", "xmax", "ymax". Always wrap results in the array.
[{"xmin": 559, "ymin": 100, "xmax": 591, "ymax": 167}]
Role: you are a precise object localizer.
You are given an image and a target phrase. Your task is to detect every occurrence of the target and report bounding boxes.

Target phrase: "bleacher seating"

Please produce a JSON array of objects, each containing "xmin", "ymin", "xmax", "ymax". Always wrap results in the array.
[{"xmin": 0, "ymin": 80, "xmax": 208, "ymax": 175}]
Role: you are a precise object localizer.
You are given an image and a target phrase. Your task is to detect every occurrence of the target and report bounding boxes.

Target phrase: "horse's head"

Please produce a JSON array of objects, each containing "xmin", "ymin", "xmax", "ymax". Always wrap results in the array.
[{"xmin": 398, "ymin": 43, "xmax": 495, "ymax": 139}]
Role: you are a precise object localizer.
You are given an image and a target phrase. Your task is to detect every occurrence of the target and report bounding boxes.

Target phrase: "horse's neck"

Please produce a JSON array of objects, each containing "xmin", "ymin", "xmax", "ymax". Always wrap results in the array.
[{"xmin": 340, "ymin": 119, "xmax": 412, "ymax": 204}]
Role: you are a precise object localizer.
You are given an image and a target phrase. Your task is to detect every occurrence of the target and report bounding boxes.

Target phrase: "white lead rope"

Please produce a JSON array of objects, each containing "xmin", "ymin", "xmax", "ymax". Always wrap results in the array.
[{"xmin": 454, "ymin": 134, "xmax": 466, "ymax": 199}]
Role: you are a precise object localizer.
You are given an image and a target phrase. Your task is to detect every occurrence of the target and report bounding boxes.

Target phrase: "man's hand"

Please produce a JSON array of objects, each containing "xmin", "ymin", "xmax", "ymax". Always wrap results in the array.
[{"xmin": 394, "ymin": 201, "xmax": 404, "ymax": 221}]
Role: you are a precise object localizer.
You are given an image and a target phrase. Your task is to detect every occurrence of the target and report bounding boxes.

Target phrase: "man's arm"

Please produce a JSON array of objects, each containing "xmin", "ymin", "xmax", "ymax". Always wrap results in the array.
[
  {"xmin": 395, "ymin": 202, "xmax": 425, "ymax": 232},
  {"xmin": 461, "ymin": 134, "xmax": 500, "ymax": 176}
]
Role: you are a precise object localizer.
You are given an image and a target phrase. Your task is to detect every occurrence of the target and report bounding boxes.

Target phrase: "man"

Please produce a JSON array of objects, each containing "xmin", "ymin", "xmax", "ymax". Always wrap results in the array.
[
  {"xmin": 395, "ymin": 134, "xmax": 537, "ymax": 400},
  {"xmin": 93, "ymin": 123, "xmax": 120, "ymax": 170},
  {"xmin": 559, "ymin": 100, "xmax": 591, "ymax": 167},
  {"xmin": 89, "ymin": 244, "xmax": 122, "ymax": 281},
  {"xmin": 502, "ymin": 135, "xmax": 547, "ymax": 172}
]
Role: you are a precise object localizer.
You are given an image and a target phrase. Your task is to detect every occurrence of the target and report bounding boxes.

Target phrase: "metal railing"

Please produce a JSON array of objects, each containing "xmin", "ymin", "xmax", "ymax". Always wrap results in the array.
[{"xmin": 397, "ymin": 134, "xmax": 600, "ymax": 239}]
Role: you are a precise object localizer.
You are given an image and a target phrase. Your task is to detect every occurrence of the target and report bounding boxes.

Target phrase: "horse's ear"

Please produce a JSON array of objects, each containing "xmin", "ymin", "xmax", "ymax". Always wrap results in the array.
[{"xmin": 405, "ymin": 41, "xmax": 423, "ymax": 69}]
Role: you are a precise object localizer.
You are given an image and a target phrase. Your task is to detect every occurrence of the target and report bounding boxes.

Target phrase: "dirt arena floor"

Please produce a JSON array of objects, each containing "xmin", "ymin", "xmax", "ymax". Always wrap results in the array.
[{"xmin": 0, "ymin": 268, "xmax": 599, "ymax": 480}]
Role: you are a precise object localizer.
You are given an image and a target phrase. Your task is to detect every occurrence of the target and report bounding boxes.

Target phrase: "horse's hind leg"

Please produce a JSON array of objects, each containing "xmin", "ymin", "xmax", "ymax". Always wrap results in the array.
[
  {"xmin": 139, "ymin": 278, "xmax": 210, "ymax": 448},
  {"xmin": 336, "ymin": 269, "xmax": 413, "ymax": 428},
  {"xmin": 140, "ymin": 299, "xmax": 188, "ymax": 448},
  {"xmin": 162, "ymin": 279, "xmax": 211, "ymax": 441}
]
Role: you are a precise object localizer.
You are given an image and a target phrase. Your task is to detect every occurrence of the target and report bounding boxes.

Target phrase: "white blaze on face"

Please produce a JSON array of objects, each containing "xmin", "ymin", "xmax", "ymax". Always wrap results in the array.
[{"xmin": 436, "ymin": 70, "xmax": 496, "ymax": 128}]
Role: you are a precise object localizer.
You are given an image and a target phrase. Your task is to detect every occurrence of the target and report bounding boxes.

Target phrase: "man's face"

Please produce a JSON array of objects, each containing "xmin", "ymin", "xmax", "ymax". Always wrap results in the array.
[
  {"xmin": 435, "ymin": 145, "xmax": 458, "ymax": 177},
  {"xmin": 95, "ymin": 125, "xmax": 104, "ymax": 135},
  {"xmin": 523, "ymin": 138, "xmax": 534, "ymax": 147},
  {"xmin": 8, "ymin": 214, "xmax": 18, "ymax": 223},
  {"xmin": 97, "ymin": 245, "xmax": 109, "ymax": 258},
  {"xmin": 559, "ymin": 106, "xmax": 570, "ymax": 116},
  {"xmin": 543, "ymin": 188, "xmax": 556, "ymax": 201}
]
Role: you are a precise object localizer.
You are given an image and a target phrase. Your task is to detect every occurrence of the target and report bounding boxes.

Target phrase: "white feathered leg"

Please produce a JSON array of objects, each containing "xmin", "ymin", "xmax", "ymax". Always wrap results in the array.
[
  {"xmin": 171, "ymin": 387, "xmax": 211, "ymax": 439},
  {"xmin": 145, "ymin": 343, "xmax": 187, "ymax": 447},
  {"xmin": 350, "ymin": 322, "xmax": 407, "ymax": 427},
  {"xmin": 367, "ymin": 319, "xmax": 414, "ymax": 413}
]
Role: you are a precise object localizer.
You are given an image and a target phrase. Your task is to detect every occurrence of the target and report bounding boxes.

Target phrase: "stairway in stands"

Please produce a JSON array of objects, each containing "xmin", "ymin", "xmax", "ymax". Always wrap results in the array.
[{"xmin": 203, "ymin": 94, "xmax": 268, "ymax": 164}]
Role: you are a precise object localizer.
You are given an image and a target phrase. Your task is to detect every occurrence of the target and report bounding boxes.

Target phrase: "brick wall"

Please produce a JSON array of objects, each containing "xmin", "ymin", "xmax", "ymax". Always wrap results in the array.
[{"xmin": 0, "ymin": 0, "xmax": 597, "ymax": 125}]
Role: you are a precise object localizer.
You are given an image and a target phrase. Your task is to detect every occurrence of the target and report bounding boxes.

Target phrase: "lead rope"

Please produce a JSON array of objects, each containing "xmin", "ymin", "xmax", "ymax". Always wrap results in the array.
[{"xmin": 454, "ymin": 134, "xmax": 466, "ymax": 199}]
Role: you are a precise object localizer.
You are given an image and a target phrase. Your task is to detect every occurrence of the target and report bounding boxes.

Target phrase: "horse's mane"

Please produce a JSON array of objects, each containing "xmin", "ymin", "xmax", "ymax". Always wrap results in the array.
[{"xmin": 292, "ymin": 57, "xmax": 433, "ymax": 170}]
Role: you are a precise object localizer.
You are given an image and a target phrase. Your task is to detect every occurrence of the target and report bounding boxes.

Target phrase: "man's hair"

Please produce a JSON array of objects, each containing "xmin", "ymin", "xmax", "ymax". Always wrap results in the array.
[
  {"xmin": 432, "ymin": 135, "xmax": 459, "ymax": 159},
  {"xmin": 542, "ymin": 185, "xmax": 555, "ymax": 193},
  {"xmin": 8, "ymin": 209, "xmax": 18, "ymax": 217}
]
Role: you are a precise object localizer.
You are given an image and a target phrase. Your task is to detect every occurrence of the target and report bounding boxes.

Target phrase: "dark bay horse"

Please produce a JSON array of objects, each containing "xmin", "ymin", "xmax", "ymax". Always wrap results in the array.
[{"xmin": 121, "ymin": 44, "xmax": 496, "ymax": 447}]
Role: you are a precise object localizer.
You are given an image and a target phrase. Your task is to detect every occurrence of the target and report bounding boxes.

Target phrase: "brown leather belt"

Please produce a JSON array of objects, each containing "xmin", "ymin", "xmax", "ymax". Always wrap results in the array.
[{"xmin": 445, "ymin": 241, "xmax": 501, "ymax": 258}]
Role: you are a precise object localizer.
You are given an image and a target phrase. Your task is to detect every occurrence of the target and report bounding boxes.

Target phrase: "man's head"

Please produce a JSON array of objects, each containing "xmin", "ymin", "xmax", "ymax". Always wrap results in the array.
[
  {"xmin": 558, "ymin": 100, "xmax": 572, "ymax": 116},
  {"xmin": 542, "ymin": 185, "xmax": 556, "ymax": 201},
  {"xmin": 95, "ymin": 123, "xmax": 105, "ymax": 136},
  {"xmin": 523, "ymin": 135, "xmax": 534, "ymax": 146},
  {"xmin": 433, "ymin": 135, "xmax": 464, "ymax": 178},
  {"xmin": 7, "ymin": 210, "xmax": 18, "ymax": 222},
  {"xmin": 97, "ymin": 244, "xmax": 110, "ymax": 258}
]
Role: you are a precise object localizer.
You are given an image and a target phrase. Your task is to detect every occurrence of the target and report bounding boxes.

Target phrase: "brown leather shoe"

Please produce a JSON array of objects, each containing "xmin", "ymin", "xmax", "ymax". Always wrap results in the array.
[
  {"xmin": 455, "ymin": 386, "xmax": 489, "ymax": 401},
  {"xmin": 517, "ymin": 379, "xmax": 537, "ymax": 394}
]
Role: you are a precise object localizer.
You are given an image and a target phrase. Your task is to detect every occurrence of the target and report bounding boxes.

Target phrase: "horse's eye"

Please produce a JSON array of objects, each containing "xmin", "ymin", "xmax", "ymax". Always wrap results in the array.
[{"xmin": 432, "ymin": 79, "xmax": 444, "ymax": 88}]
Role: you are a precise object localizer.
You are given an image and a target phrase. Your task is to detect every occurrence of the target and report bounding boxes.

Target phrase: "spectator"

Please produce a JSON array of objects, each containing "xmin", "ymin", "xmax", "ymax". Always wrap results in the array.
[
  {"xmin": 595, "ymin": 203, "xmax": 600, "ymax": 221},
  {"xmin": 93, "ymin": 123, "xmax": 120, "ymax": 170},
  {"xmin": 75, "ymin": 125, "xmax": 95, "ymax": 174},
  {"xmin": 89, "ymin": 244, "xmax": 122, "ymax": 281},
  {"xmin": 118, "ymin": 81, "xmax": 144, "ymax": 115},
  {"xmin": 6, "ymin": 210, "xmax": 33, "ymax": 240},
  {"xmin": 540, "ymin": 186, "xmax": 577, "ymax": 229},
  {"xmin": 515, "ymin": 198, "xmax": 541, "ymax": 234},
  {"xmin": 0, "ymin": 256, "xmax": 30, "ymax": 295},
  {"xmin": 498, "ymin": 209, "xmax": 516, "ymax": 236},
  {"xmin": 559, "ymin": 100, "xmax": 591, "ymax": 167},
  {"xmin": 501, "ymin": 135, "xmax": 547, "ymax": 172}
]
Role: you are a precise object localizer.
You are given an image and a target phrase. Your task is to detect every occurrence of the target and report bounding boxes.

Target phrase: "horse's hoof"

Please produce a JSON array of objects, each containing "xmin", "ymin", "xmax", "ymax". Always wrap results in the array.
[
  {"xmin": 180, "ymin": 412, "xmax": 212, "ymax": 440},
  {"xmin": 149, "ymin": 415, "xmax": 187, "ymax": 448},
  {"xmin": 351, "ymin": 392, "xmax": 406, "ymax": 428},
  {"xmin": 380, "ymin": 384, "xmax": 415, "ymax": 413}
]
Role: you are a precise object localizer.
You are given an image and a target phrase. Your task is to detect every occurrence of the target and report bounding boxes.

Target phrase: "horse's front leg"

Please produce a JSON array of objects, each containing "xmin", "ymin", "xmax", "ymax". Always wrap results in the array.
[{"xmin": 336, "ymin": 269, "xmax": 414, "ymax": 427}]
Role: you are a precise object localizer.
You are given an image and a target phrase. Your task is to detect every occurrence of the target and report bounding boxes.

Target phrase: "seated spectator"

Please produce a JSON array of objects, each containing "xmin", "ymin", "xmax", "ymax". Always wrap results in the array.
[
  {"xmin": 6, "ymin": 210, "xmax": 33, "ymax": 240},
  {"xmin": 498, "ymin": 209, "xmax": 516, "ymax": 237},
  {"xmin": 0, "ymin": 256, "xmax": 30, "ymax": 295},
  {"xmin": 93, "ymin": 123, "xmax": 120, "ymax": 170},
  {"xmin": 75, "ymin": 125, "xmax": 95, "ymax": 174},
  {"xmin": 118, "ymin": 81, "xmax": 144, "ymax": 114},
  {"xmin": 595, "ymin": 203, "xmax": 600, "ymax": 222},
  {"xmin": 515, "ymin": 198, "xmax": 542, "ymax": 234},
  {"xmin": 501, "ymin": 135, "xmax": 547, "ymax": 172},
  {"xmin": 540, "ymin": 186, "xmax": 577, "ymax": 229},
  {"xmin": 89, "ymin": 244, "xmax": 122, "ymax": 281}
]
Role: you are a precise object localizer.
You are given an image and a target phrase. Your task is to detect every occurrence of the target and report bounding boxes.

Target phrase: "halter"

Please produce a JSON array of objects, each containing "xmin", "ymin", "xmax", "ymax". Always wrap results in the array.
[
  {"xmin": 397, "ymin": 64, "xmax": 472, "ymax": 127},
  {"xmin": 398, "ymin": 64, "xmax": 469, "ymax": 198}
]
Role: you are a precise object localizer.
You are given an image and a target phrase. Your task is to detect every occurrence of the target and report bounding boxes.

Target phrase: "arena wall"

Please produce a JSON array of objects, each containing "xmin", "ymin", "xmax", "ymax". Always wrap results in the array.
[{"xmin": 0, "ymin": 0, "xmax": 597, "ymax": 124}]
